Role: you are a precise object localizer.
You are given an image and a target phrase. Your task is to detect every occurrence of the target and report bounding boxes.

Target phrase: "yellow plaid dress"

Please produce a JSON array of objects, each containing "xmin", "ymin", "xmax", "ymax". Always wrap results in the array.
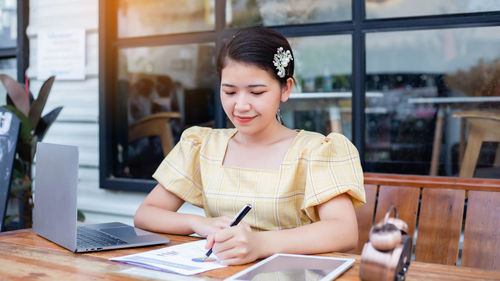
[{"xmin": 153, "ymin": 126, "xmax": 365, "ymax": 231}]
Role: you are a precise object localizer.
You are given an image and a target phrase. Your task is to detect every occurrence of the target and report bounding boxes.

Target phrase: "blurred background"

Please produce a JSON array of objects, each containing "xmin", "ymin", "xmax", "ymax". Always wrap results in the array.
[
  {"xmin": 1, "ymin": 0, "xmax": 499, "ymax": 226},
  {"xmin": 106, "ymin": 0, "xmax": 500, "ymax": 182}
]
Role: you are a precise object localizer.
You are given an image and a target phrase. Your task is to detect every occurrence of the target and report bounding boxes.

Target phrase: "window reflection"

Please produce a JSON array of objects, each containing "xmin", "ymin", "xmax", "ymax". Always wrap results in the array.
[
  {"xmin": 0, "ymin": 58, "xmax": 17, "ymax": 102},
  {"xmin": 366, "ymin": 0, "xmax": 500, "ymax": 19},
  {"xmin": 227, "ymin": 0, "xmax": 351, "ymax": 27},
  {"xmin": 114, "ymin": 43, "xmax": 216, "ymax": 179},
  {"xmin": 118, "ymin": 0, "xmax": 214, "ymax": 38},
  {"xmin": 280, "ymin": 35, "xmax": 353, "ymax": 138},
  {"xmin": 366, "ymin": 27, "xmax": 500, "ymax": 178},
  {"xmin": 0, "ymin": 0, "xmax": 17, "ymax": 48}
]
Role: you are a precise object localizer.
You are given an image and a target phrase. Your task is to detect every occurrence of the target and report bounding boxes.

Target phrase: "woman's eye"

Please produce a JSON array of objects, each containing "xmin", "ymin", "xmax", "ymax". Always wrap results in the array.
[
  {"xmin": 251, "ymin": 92, "xmax": 264, "ymax": 95},
  {"xmin": 224, "ymin": 91, "xmax": 236, "ymax": 95}
]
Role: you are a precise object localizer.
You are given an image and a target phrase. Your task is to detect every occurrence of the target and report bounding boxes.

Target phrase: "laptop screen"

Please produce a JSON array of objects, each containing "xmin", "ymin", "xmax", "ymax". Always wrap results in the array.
[{"xmin": 33, "ymin": 142, "xmax": 79, "ymax": 251}]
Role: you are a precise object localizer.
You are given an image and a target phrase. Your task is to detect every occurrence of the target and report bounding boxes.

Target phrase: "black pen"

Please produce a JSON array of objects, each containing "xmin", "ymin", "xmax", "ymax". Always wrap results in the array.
[{"xmin": 204, "ymin": 204, "xmax": 252, "ymax": 259}]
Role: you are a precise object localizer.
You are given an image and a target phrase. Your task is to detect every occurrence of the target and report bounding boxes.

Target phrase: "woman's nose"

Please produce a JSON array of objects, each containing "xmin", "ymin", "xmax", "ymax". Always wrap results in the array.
[{"xmin": 234, "ymin": 94, "xmax": 251, "ymax": 111}]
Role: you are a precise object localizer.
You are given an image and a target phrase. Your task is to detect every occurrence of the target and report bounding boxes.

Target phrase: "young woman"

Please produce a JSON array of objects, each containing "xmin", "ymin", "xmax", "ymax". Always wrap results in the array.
[{"xmin": 134, "ymin": 26, "xmax": 365, "ymax": 265}]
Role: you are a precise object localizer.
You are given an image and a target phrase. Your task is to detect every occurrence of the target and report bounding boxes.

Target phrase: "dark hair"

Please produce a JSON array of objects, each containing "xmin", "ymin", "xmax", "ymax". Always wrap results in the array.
[{"xmin": 216, "ymin": 26, "xmax": 294, "ymax": 88}]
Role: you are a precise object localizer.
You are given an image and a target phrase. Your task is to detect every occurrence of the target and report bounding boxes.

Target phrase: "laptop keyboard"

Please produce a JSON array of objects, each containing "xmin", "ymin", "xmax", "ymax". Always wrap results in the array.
[{"xmin": 77, "ymin": 226, "xmax": 128, "ymax": 249}]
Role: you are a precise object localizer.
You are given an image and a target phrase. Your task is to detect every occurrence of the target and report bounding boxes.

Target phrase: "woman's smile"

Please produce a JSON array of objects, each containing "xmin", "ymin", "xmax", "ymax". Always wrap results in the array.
[{"xmin": 235, "ymin": 115, "xmax": 256, "ymax": 124}]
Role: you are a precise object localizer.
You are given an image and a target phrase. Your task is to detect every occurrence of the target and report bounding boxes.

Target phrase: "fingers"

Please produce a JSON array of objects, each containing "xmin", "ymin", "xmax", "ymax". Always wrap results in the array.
[
  {"xmin": 214, "ymin": 241, "xmax": 246, "ymax": 264},
  {"xmin": 193, "ymin": 216, "xmax": 234, "ymax": 237},
  {"xmin": 218, "ymin": 248, "xmax": 252, "ymax": 265},
  {"xmin": 219, "ymin": 216, "xmax": 233, "ymax": 223},
  {"xmin": 238, "ymin": 221, "xmax": 252, "ymax": 231},
  {"xmin": 211, "ymin": 226, "xmax": 256, "ymax": 264},
  {"xmin": 205, "ymin": 233, "xmax": 215, "ymax": 249},
  {"xmin": 213, "ymin": 226, "xmax": 236, "ymax": 245},
  {"xmin": 218, "ymin": 216, "xmax": 233, "ymax": 228},
  {"xmin": 220, "ymin": 256, "xmax": 252, "ymax": 266},
  {"xmin": 212, "ymin": 216, "xmax": 233, "ymax": 229},
  {"xmin": 215, "ymin": 237, "xmax": 255, "ymax": 265},
  {"xmin": 205, "ymin": 226, "xmax": 236, "ymax": 255}
]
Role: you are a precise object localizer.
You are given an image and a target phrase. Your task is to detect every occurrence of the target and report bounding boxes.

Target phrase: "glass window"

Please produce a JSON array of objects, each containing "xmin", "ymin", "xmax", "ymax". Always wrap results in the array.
[
  {"xmin": 281, "ymin": 35, "xmax": 352, "ymax": 138},
  {"xmin": 365, "ymin": 27, "xmax": 500, "ymax": 177},
  {"xmin": 118, "ymin": 0, "xmax": 214, "ymax": 38},
  {"xmin": 366, "ymin": 0, "xmax": 500, "ymax": 19},
  {"xmin": 227, "ymin": 0, "xmax": 351, "ymax": 27},
  {"xmin": 102, "ymin": 1, "xmax": 500, "ymax": 190},
  {"xmin": 0, "ymin": 58, "xmax": 17, "ymax": 102},
  {"xmin": 113, "ymin": 43, "xmax": 216, "ymax": 179},
  {"xmin": 0, "ymin": 0, "xmax": 17, "ymax": 48}
]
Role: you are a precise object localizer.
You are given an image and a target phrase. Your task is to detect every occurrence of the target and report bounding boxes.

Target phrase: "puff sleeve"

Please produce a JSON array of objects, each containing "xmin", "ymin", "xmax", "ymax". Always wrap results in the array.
[
  {"xmin": 302, "ymin": 133, "xmax": 365, "ymax": 221},
  {"xmin": 152, "ymin": 126, "xmax": 210, "ymax": 208}
]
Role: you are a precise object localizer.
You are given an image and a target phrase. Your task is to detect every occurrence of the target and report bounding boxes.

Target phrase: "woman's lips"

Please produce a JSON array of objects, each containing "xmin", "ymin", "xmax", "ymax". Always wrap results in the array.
[{"xmin": 235, "ymin": 116, "xmax": 255, "ymax": 123}]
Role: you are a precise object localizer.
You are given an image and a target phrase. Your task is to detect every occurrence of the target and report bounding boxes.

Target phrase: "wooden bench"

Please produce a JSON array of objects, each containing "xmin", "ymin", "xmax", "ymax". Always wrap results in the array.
[{"xmin": 351, "ymin": 173, "xmax": 500, "ymax": 271}]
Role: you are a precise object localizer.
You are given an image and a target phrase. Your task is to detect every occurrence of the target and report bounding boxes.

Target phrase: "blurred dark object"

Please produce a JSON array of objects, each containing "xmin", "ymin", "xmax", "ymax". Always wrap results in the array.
[
  {"xmin": 0, "ymin": 74, "xmax": 63, "ymax": 230},
  {"xmin": 184, "ymin": 88, "xmax": 214, "ymax": 127},
  {"xmin": 360, "ymin": 206, "xmax": 412, "ymax": 281},
  {"xmin": 0, "ymin": 108, "xmax": 21, "ymax": 231},
  {"xmin": 129, "ymin": 112, "xmax": 181, "ymax": 157},
  {"xmin": 122, "ymin": 74, "xmax": 184, "ymax": 179}
]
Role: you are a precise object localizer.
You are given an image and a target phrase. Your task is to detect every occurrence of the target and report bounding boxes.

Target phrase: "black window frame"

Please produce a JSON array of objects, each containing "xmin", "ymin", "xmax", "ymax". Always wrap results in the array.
[
  {"xmin": 0, "ymin": 0, "xmax": 29, "ymax": 85},
  {"xmin": 99, "ymin": 0, "xmax": 500, "ymax": 192}
]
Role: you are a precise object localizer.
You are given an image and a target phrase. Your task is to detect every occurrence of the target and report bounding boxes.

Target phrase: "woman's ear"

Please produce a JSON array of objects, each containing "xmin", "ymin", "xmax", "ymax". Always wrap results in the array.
[{"xmin": 280, "ymin": 78, "xmax": 294, "ymax": 102}]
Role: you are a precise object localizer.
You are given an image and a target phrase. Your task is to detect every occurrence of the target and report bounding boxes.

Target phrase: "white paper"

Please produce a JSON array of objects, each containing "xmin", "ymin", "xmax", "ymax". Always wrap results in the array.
[
  {"xmin": 110, "ymin": 240, "xmax": 226, "ymax": 276},
  {"xmin": 117, "ymin": 268, "xmax": 206, "ymax": 280},
  {"xmin": 37, "ymin": 29, "xmax": 86, "ymax": 80}
]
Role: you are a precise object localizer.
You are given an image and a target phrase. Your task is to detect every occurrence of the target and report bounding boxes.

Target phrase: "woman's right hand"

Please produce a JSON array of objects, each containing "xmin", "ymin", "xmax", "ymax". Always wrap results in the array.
[{"xmin": 190, "ymin": 216, "xmax": 233, "ymax": 238}]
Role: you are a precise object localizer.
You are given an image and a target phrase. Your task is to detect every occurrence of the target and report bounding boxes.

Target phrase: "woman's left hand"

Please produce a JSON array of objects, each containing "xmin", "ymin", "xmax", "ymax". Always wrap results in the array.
[{"xmin": 205, "ymin": 222, "xmax": 261, "ymax": 265}]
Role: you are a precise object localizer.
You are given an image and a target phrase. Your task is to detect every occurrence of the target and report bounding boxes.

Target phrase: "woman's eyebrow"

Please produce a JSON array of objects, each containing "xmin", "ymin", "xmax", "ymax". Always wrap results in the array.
[
  {"xmin": 221, "ymin": 83, "xmax": 267, "ymax": 88},
  {"xmin": 247, "ymin": 84, "xmax": 266, "ymax": 88}
]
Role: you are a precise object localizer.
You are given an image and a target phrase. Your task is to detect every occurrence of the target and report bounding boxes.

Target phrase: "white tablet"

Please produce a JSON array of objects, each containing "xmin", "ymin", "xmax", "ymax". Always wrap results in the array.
[{"xmin": 225, "ymin": 253, "xmax": 355, "ymax": 281}]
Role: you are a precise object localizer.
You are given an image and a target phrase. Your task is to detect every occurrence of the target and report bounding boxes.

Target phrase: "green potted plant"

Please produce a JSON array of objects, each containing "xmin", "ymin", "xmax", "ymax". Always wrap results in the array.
[{"xmin": 0, "ymin": 74, "xmax": 84, "ymax": 230}]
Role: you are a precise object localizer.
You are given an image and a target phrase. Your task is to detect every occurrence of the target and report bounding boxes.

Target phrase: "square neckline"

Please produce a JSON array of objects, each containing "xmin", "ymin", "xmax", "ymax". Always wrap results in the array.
[{"xmin": 220, "ymin": 129, "xmax": 303, "ymax": 173}]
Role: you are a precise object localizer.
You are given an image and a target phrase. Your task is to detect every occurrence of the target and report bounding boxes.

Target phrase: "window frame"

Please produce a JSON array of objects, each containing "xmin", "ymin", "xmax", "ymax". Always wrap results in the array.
[
  {"xmin": 99, "ymin": 0, "xmax": 500, "ymax": 192},
  {"xmin": 0, "ymin": 0, "xmax": 29, "ymax": 83}
]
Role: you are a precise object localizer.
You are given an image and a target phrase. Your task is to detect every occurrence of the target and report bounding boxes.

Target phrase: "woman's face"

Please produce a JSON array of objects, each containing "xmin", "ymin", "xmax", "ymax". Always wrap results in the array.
[{"xmin": 220, "ymin": 59, "xmax": 292, "ymax": 135}]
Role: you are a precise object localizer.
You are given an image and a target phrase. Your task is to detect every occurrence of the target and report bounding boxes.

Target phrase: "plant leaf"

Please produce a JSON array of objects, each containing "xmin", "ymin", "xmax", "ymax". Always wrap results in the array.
[
  {"xmin": 9, "ymin": 181, "xmax": 32, "ymax": 194},
  {"xmin": 3, "ymin": 215, "xmax": 19, "ymax": 227},
  {"xmin": 0, "ymin": 74, "xmax": 30, "ymax": 115},
  {"xmin": 2, "ymin": 105, "xmax": 33, "ymax": 142},
  {"xmin": 12, "ymin": 163, "xmax": 25, "ymax": 180},
  {"xmin": 7, "ymin": 90, "xmax": 34, "ymax": 106},
  {"xmin": 77, "ymin": 210, "xmax": 86, "ymax": 222},
  {"xmin": 17, "ymin": 135, "xmax": 38, "ymax": 163},
  {"xmin": 29, "ymin": 76, "xmax": 55, "ymax": 130},
  {"xmin": 35, "ymin": 106, "xmax": 63, "ymax": 141}
]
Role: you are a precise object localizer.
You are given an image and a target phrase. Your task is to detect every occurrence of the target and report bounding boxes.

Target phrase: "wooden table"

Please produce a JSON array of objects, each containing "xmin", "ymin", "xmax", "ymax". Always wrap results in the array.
[{"xmin": 1, "ymin": 229, "xmax": 499, "ymax": 280}]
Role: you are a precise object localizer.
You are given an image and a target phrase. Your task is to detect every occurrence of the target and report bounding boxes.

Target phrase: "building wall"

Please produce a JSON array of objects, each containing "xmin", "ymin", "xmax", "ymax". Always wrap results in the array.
[{"xmin": 27, "ymin": 0, "xmax": 203, "ymax": 225}]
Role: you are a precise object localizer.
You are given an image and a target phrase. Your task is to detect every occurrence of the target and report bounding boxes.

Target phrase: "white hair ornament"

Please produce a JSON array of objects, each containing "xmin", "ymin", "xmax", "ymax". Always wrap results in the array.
[{"xmin": 273, "ymin": 47, "xmax": 293, "ymax": 78}]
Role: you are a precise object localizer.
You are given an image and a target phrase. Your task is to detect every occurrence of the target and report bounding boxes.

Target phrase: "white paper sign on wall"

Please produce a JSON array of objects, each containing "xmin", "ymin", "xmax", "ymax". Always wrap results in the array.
[{"xmin": 37, "ymin": 29, "xmax": 86, "ymax": 80}]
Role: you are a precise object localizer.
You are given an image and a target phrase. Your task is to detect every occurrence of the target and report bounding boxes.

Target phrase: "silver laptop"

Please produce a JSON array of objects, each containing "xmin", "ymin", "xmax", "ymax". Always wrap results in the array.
[{"xmin": 33, "ymin": 142, "xmax": 170, "ymax": 253}]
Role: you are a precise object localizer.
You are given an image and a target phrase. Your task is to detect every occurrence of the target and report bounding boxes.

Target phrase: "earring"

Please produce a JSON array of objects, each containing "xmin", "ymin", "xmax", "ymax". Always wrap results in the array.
[{"xmin": 276, "ymin": 108, "xmax": 284, "ymax": 125}]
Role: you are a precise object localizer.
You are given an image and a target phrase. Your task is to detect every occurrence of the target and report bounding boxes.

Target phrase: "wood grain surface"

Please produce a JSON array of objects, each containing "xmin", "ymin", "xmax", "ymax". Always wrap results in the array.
[
  {"xmin": 461, "ymin": 190, "xmax": 500, "ymax": 271},
  {"xmin": 414, "ymin": 188, "xmax": 465, "ymax": 265},
  {"xmin": 349, "ymin": 184, "xmax": 377, "ymax": 255},
  {"xmin": 1, "ymin": 229, "xmax": 499, "ymax": 280},
  {"xmin": 374, "ymin": 185, "xmax": 420, "ymax": 238}
]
